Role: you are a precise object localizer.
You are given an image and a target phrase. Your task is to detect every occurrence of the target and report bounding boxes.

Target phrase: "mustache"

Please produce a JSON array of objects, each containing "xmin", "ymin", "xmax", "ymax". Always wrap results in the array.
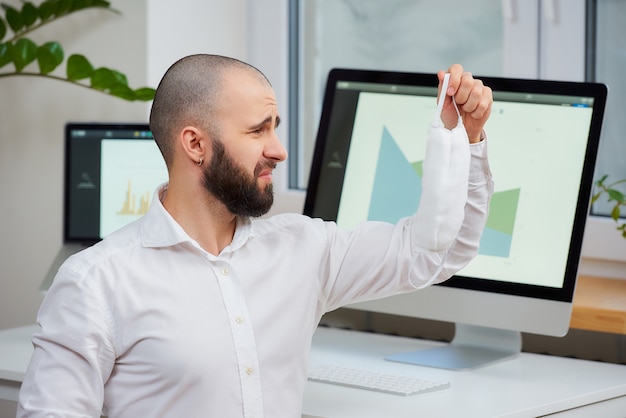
[{"xmin": 254, "ymin": 160, "xmax": 277, "ymax": 176}]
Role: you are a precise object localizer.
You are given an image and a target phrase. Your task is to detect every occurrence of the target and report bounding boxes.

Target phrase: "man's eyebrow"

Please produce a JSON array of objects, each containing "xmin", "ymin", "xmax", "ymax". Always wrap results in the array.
[{"xmin": 250, "ymin": 115, "xmax": 281, "ymax": 131}]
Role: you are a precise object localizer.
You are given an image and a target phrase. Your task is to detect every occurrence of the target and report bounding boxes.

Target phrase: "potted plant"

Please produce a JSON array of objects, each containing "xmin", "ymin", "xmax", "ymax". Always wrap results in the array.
[
  {"xmin": 0, "ymin": 0, "xmax": 154, "ymax": 101},
  {"xmin": 592, "ymin": 175, "xmax": 626, "ymax": 238}
]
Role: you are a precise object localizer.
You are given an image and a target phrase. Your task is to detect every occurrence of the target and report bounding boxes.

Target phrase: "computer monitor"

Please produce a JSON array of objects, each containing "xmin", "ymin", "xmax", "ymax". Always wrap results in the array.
[
  {"xmin": 40, "ymin": 123, "xmax": 168, "ymax": 292},
  {"xmin": 303, "ymin": 69, "xmax": 607, "ymax": 370},
  {"xmin": 64, "ymin": 122, "xmax": 168, "ymax": 244}
]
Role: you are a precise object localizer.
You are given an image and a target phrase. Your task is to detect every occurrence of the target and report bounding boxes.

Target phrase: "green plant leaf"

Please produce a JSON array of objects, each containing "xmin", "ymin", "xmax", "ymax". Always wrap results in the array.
[
  {"xmin": 70, "ymin": 0, "xmax": 112, "ymax": 12},
  {"xmin": 66, "ymin": 53, "xmax": 93, "ymax": 79},
  {"xmin": 3, "ymin": 4, "xmax": 23, "ymax": 33},
  {"xmin": 591, "ymin": 192, "xmax": 601, "ymax": 205},
  {"xmin": 90, "ymin": 67, "xmax": 127, "ymax": 91},
  {"xmin": 0, "ymin": 17, "xmax": 6, "ymax": 41},
  {"xmin": 37, "ymin": 41, "xmax": 63, "ymax": 74},
  {"xmin": 0, "ymin": 42, "xmax": 11, "ymax": 68},
  {"xmin": 133, "ymin": 87, "xmax": 156, "ymax": 101},
  {"xmin": 21, "ymin": 2, "xmax": 39, "ymax": 27},
  {"xmin": 11, "ymin": 38, "xmax": 37, "ymax": 71},
  {"xmin": 0, "ymin": 1, "xmax": 154, "ymax": 103},
  {"xmin": 55, "ymin": 0, "xmax": 73, "ymax": 17},
  {"xmin": 37, "ymin": 0, "xmax": 57, "ymax": 21},
  {"xmin": 109, "ymin": 83, "xmax": 136, "ymax": 100},
  {"xmin": 32, "ymin": 0, "xmax": 113, "ymax": 21},
  {"xmin": 607, "ymin": 189, "xmax": 625, "ymax": 204},
  {"xmin": 611, "ymin": 204, "xmax": 621, "ymax": 221},
  {"xmin": 91, "ymin": 0, "xmax": 113, "ymax": 7}
]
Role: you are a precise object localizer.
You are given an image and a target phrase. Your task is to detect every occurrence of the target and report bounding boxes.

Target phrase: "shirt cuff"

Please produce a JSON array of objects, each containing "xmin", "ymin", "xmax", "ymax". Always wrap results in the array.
[{"xmin": 469, "ymin": 131, "xmax": 492, "ymax": 187}]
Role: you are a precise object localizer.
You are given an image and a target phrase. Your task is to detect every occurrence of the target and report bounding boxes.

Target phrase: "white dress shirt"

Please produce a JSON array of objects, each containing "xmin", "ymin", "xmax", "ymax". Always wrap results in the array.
[{"xmin": 18, "ymin": 139, "xmax": 492, "ymax": 418}]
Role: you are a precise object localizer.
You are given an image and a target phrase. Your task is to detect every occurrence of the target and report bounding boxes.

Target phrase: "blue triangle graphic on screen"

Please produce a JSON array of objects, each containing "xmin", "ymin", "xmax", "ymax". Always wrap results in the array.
[
  {"xmin": 367, "ymin": 126, "xmax": 422, "ymax": 223},
  {"xmin": 367, "ymin": 126, "xmax": 516, "ymax": 258}
]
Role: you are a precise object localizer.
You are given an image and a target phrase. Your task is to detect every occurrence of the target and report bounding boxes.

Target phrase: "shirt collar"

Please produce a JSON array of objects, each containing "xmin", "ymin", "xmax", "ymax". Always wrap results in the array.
[{"xmin": 140, "ymin": 183, "xmax": 253, "ymax": 255}]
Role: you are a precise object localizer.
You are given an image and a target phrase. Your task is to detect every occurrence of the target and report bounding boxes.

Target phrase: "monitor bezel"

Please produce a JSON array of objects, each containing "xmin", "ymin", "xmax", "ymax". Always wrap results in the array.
[
  {"xmin": 63, "ymin": 122, "xmax": 155, "ymax": 246},
  {"xmin": 303, "ymin": 68, "xmax": 607, "ymax": 305}
]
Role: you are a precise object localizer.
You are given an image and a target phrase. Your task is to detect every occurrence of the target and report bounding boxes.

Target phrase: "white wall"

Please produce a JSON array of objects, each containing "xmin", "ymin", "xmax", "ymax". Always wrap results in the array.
[
  {"xmin": 0, "ymin": 0, "xmax": 149, "ymax": 332},
  {"xmin": 0, "ymin": 3, "xmax": 246, "ymax": 415},
  {"xmin": 0, "ymin": 0, "xmax": 248, "ymax": 332},
  {"xmin": 146, "ymin": 0, "xmax": 248, "ymax": 87}
]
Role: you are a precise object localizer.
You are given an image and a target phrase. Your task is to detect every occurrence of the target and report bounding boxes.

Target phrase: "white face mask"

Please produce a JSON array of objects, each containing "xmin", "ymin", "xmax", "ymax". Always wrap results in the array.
[{"xmin": 413, "ymin": 73, "xmax": 471, "ymax": 251}]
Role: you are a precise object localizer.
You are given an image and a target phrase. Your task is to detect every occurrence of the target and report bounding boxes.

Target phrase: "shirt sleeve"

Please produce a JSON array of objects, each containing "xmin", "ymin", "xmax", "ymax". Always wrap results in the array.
[
  {"xmin": 17, "ymin": 261, "xmax": 115, "ymax": 418},
  {"xmin": 319, "ymin": 136, "xmax": 493, "ymax": 311},
  {"xmin": 409, "ymin": 137, "xmax": 493, "ymax": 288}
]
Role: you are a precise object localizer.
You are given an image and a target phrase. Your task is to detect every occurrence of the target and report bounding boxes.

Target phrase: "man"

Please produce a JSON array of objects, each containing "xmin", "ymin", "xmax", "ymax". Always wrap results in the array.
[{"xmin": 17, "ymin": 54, "xmax": 493, "ymax": 417}]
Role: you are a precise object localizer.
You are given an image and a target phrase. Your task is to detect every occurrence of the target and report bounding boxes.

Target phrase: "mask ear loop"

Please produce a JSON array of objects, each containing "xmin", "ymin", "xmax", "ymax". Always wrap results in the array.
[{"xmin": 434, "ymin": 73, "xmax": 462, "ymax": 128}]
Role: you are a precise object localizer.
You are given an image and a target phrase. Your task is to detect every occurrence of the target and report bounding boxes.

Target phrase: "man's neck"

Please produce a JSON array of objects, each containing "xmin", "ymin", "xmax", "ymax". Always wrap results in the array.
[{"xmin": 161, "ymin": 184, "xmax": 238, "ymax": 256}]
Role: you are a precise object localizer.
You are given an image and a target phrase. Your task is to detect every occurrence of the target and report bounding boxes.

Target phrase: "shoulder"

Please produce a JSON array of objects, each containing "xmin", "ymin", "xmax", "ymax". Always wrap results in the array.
[
  {"xmin": 250, "ymin": 213, "xmax": 331, "ymax": 239},
  {"xmin": 251, "ymin": 212, "xmax": 319, "ymax": 231},
  {"xmin": 60, "ymin": 220, "xmax": 143, "ymax": 283}
]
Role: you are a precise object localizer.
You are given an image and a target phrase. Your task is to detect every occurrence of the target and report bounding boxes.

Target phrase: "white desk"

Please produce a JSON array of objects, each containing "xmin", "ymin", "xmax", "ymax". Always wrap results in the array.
[
  {"xmin": 304, "ymin": 327, "xmax": 626, "ymax": 418},
  {"xmin": 0, "ymin": 325, "xmax": 35, "ymax": 403},
  {"xmin": 2, "ymin": 325, "xmax": 626, "ymax": 417}
]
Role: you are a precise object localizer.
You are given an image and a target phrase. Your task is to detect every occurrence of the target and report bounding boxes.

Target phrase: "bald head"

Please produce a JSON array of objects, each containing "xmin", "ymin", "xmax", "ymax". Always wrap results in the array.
[{"xmin": 149, "ymin": 54, "xmax": 271, "ymax": 167}]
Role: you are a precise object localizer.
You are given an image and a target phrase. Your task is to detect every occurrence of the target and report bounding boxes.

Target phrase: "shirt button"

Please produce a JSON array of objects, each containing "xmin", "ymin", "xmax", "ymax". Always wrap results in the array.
[
  {"xmin": 245, "ymin": 367, "xmax": 254, "ymax": 375},
  {"xmin": 221, "ymin": 267, "xmax": 230, "ymax": 276},
  {"xmin": 235, "ymin": 316, "xmax": 244, "ymax": 324}
]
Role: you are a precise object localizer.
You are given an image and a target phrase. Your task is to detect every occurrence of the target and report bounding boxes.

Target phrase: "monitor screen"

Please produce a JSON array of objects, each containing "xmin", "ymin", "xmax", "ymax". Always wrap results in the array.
[
  {"xmin": 64, "ymin": 123, "xmax": 168, "ymax": 245},
  {"xmin": 303, "ymin": 69, "xmax": 607, "ymax": 369}
]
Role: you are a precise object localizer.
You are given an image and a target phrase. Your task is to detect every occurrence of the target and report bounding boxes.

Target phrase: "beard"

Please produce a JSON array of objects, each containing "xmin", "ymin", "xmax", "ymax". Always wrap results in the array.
[{"xmin": 201, "ymin": 138, "xmax": 275, "ymax": 217}]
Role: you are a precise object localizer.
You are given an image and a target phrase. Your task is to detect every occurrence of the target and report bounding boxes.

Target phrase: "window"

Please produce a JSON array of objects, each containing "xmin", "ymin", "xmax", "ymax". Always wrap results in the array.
[
  {"xmin": 247, "ymin": 0, "xmax": 626, "ymax": 273},
  {"xmin": 290, "ymin": 0, "xmax": 505, "ymax": 189},
  {"xmin": 588, "ymin": 0, "xmax": 626, "ymax": 217}
]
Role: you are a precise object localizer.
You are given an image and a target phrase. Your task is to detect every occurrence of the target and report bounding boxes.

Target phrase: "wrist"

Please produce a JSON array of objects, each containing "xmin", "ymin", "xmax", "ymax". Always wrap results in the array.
[{"xmin": 469, "ymin": 129, "xmax": 486, "ymax": 144}]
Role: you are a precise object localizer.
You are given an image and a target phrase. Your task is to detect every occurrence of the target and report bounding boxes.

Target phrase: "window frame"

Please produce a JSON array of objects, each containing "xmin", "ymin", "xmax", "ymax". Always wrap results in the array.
[{"xmin": 247, "ymin": 0, "xmax": 626, "ymax": 276}]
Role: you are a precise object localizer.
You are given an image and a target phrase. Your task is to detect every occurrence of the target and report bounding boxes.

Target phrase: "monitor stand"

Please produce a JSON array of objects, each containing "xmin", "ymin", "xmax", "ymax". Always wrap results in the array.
[{"xmin": 385, "ymin": 323, "xmax": 522, "ymax": 370}]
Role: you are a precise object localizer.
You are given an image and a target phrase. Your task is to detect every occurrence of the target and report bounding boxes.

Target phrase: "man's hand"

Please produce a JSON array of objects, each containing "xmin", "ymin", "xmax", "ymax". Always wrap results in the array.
[{"xmin": 437, "ymin": 64, "xmax": 493, "ymax": 143}]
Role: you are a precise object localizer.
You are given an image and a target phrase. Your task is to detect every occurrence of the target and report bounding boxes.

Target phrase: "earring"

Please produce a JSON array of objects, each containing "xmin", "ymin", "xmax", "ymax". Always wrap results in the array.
[{"xmin": 197, "ymin": 158, "xmax": 203, "ymax": 166}]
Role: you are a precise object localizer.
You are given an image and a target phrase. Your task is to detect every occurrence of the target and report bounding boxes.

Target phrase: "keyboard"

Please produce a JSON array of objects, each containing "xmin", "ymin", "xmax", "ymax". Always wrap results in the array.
[{"xmin": 307, "ymin": 365, "xmax": 450, "ymax": 396}]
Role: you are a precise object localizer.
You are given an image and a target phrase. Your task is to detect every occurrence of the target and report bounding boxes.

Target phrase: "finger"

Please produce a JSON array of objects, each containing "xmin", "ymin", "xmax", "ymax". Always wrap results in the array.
[
  {"xmin": 453, "ymin": 72, "xmax": 476, "ymax": 105},
  {"xmin": 467, "ymin": 85, "xmax": 493, "ymax": 120},
  {"xmin": 445, "ymin": 64, "xmax": 464, "ymax": 96},
  {"xmin": 436, "ymin": 70, "xmax": 446, "ymax": 99},
  {"xmin": 464, "ymin": 90, "xmax": 493, "ymax": 142},
  {"xmin": 437, "ymin": 69, "xmax": 446, "ymax": 83},
  {"xmin": 459, "ymin": 79, "xmax": 485, "ymax": 113}
]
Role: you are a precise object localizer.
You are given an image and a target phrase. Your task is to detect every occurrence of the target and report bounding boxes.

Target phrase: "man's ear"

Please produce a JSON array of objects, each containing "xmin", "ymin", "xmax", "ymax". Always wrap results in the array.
[{"xmin": 180, "ymin": 126, "xmax": 207, "ymax": 166}]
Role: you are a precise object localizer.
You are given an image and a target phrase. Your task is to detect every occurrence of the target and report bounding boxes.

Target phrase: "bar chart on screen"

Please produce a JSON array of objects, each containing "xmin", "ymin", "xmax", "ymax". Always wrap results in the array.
[{"xmin": 100, "ymin": 139, "xmax": 168, "ymax": 237}]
